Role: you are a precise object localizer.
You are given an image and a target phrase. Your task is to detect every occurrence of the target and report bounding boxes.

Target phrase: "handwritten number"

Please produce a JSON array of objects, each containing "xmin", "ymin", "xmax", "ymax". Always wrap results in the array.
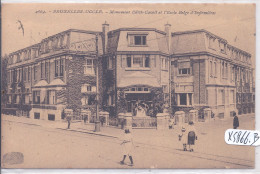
[{"xmin": 251, "ymin": 133, "xmax": 259, "ymax": 145}]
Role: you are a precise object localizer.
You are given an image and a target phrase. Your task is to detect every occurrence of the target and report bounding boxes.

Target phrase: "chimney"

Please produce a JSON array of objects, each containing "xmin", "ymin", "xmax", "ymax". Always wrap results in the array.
[
  {"xmin": 164, "ymin": 23, "xmax": 171, "ymax": 52},
  {"xmin": 102, "ymin": 21, "xmax": 109, "ymax": 54}
]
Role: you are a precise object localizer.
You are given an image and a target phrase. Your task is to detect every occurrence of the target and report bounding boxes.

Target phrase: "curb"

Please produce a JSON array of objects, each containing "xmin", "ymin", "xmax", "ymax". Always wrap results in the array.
[{"xmin": 56, "ymin": 128, "xmax": 119, "ymax": 139}]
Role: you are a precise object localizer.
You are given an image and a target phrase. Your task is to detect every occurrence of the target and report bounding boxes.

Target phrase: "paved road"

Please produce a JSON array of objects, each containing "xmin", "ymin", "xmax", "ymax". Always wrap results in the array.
[{"xmin": 1, "ymin": 115, "xmax": 255, "ymax": 169}]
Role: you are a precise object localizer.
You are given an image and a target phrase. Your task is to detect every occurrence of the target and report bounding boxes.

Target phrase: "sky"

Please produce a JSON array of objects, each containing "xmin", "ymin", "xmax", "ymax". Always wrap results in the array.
[{"xmin": 1, "ymin": 3, "xmax": 256, "ymax": 63}]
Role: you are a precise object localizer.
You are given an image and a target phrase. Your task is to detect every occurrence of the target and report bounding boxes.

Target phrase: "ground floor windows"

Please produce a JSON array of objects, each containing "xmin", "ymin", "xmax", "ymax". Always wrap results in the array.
[
  {"xmin": 174, "ymin": 93, "xmax": 193, "ymax": 106},
  {"xmin": 48, "ymin": 114, "xmax": 55, "ymax": 121},
  {"xmin": 81, "ymin": 95, "xmax": 95, "ymax": 106},
  {"xmin": 25, "ymin": 94, "xmax": 30, "ymax": 104},
  {"xmin": 47, "ymin": 90, "xmax": 56, "ymax": 104},
  {"xmin": 14, "ymin": 95, "xmax": 20, "ymax": 104},
  {"xmin": 34, "ymin": 112, "xmax": 40, "ymax": 119},
  {"xmin": 33, "ymin": 91, "xmax": 40, "ymax": 104},
  {"xmin": 8, "ymin": 95, "xmax": 12, "ymax": 104},
  {"xmin": 107, "ymin": 94, "xmax": 114, "ymax": 106}
]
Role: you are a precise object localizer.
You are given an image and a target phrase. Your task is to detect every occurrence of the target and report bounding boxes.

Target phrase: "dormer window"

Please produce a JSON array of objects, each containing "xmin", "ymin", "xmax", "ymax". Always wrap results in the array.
[
  {"xmin": 128, "ymin": 32, "xmax": 148, "ymax": 46},
  {"xmin": 134, "ymin": 36, "xmax": 146, "ymax": 45}
]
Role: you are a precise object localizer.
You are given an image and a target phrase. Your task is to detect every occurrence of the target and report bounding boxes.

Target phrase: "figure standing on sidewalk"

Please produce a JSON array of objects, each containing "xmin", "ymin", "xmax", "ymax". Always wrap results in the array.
[
  {"xmin": 179, "ymin": 121, "xmax": 197, "ymax": 152},
  {"xmin": 120, "ymin": 129, "xmax": 134, "ymax": 166},
  {"xmin": 233, "ymin": 112, "xmax": 239, "ymax": 129},
  {"xmin": 66, "ymin": 116, "xmax": 72, "ymax": 129},
  {"xmin": 186, "ymin": 121, "xmax": 197, "ymax": 152}
]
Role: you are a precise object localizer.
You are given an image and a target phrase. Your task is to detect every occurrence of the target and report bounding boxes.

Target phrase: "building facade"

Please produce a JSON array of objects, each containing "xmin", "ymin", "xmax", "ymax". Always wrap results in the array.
[
  {"xmin": 5, "ymin": 29, "xmax": 103, "ymax": 121},
  {"xmin": 170, "ymin": 30, "xmax": 254, "ymax": 118},
  {"xmin": 3, "ymin": 23, "xmax": 254, "ymax": 121}
]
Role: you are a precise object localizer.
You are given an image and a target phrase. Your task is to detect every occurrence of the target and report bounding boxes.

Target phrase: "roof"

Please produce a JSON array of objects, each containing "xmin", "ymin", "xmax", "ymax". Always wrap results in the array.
[{"xmin": 108, "ymin": 28, "xmax": 166, "ymax": 35}]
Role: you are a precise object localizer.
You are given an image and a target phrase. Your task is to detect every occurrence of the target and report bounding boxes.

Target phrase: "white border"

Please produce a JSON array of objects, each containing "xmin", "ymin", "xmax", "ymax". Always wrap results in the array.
[{"xmin": 1, "ymin": 0, "xmax": 259, "ymax": 173}]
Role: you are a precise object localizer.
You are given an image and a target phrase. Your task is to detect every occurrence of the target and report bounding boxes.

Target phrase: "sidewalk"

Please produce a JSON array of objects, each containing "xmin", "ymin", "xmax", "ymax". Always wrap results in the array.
[{"xmin": 2, "ymin": 113, "xmax": 255, "ymax": 150}]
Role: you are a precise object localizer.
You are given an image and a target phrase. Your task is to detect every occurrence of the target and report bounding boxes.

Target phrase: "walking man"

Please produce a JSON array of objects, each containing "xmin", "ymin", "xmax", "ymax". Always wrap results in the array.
[
  {"xmin": 233, "ymin": 112, "xmax": 239, "ymax": 129},
  {"xmin": 120, "ymin": 129, "xmax": 134, "ymax": 166}
]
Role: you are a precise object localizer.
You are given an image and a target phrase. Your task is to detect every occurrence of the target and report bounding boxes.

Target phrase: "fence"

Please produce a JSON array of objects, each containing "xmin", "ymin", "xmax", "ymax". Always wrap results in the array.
[{"xmin": 132, "ymin": 117, "xmax": 157, "ymax": 129}]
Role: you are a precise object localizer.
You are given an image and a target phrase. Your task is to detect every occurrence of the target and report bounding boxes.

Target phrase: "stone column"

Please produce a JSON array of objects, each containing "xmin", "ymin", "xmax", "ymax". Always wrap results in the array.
[
  {"xmin": 174, "ymin": 111, "xmax": 185, "ymax": 126},
  {"xmin": 118, "ymin": 113, "xmax": 125, "ymax": 129},
  {"xmin": 157, "ymin": 113, "xmax": 169, "ymax": 130},
  {"xmin": 203, "ymin": 108, "xmax": 212, "ymax": 122},
  {"xmin": 124, "ymin": 113, "xmax": 132, "ymax": 130}
]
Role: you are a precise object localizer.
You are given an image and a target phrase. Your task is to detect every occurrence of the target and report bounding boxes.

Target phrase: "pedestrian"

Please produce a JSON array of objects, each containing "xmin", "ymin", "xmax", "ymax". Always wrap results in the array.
[
  {"xmin": 233, "ymin": 112, "xmax": 239, "ymax": 129},
  {"xmin": 169, "ymin": 118, "xmax": 174, "ymax": 129},
  {"xmin": 120, "ymin": 129, "xmax": 134, "ymax": 166},
  {"xmin": 83, "ymin": 115, "xmax": 87, "ymax": 124},
  {"xmin": 66, "ymin": 115, "xmax": 71, "ymax": 129},
  {"xmin": 178, "ymin": 121, "xmax": 197, "ymax": 152},
  {"xmin": 178, "ymin": 126, "xmax": 187, "ymax": 151},
  {"xmin": 186, "ymin": 121, "xmax": 197, "ymax": 152}
]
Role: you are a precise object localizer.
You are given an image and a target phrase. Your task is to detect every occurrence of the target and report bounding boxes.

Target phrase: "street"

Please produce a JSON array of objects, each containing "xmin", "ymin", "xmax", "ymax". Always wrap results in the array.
[{"xmin": 1, "ymin": 114, "xmax": 255, "ymax": 169}]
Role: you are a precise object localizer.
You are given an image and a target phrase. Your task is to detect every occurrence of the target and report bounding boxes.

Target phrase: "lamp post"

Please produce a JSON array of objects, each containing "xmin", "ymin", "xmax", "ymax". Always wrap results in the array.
[{"xmin": 94, "ymin": 33, "xmax": 101, "ymax": 132}]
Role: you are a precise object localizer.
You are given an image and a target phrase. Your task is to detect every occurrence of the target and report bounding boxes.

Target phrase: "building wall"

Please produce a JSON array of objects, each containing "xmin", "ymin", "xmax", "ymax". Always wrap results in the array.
[{"xmin": 66, "ymin": 55, "xmax": 97, "ymax": 115}]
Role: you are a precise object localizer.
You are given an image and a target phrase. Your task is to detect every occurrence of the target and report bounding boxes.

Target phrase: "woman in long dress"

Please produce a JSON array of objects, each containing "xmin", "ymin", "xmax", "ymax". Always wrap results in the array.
[
  {"xmin": 179, "ymin": 121, "xmax": 197, "ymax": 152},
  {"xmin": 120, "ymin": 129, "xmax": 134, "ymax": 166}
]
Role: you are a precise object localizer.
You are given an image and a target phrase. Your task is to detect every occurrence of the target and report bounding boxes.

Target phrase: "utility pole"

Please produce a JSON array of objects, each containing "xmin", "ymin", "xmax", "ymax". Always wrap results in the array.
[{"xmin": 95, "ymin": 34, "xmax": 100, "ymax": 132}]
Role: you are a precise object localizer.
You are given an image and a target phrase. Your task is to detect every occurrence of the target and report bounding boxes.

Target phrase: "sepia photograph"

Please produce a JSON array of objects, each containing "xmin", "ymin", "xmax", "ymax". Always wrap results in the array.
[{"xmin": 1, "ymin": 3, "xmax": 256, "ymax": 169}]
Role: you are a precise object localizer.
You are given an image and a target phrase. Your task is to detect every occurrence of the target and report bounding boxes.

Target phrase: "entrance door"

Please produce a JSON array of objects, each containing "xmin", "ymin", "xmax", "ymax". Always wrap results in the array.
[{"xmin": 125, "ymin": 93, "xmax": 152, "ymax": 115}]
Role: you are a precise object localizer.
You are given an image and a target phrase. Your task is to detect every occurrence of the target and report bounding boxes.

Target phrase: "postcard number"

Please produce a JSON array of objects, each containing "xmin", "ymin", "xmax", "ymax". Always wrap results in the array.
[{"xmin": 225, "ymin": 129, "xmax": 260, "ymax": 146}]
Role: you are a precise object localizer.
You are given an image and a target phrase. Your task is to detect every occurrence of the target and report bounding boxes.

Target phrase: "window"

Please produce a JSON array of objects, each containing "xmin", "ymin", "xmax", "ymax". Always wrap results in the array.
[
  {"xmin": 28, "ymin": 67, "xmax": 31, "ymax": 82},
  {"xmin": 210, "ymin": 61, "xmax": 213, "ymax": 76},
  {"xmin": 177, "ymin": 93, "xmax": 192, "ymax": 106},
  {"xmin": 230, "ymin": 90, "xmax": 235, "ymax": 104},
  {"xmin": 127, "ymin": 55, "xmax": 131, "ymax": 67},
  {"xmin": 178, "ymin": 61, "xmax": 191, "ymax": 75},
  {"xmin": 33, "ymin": 66, "xmax": 37, "ymax": 81},
  {"xmin": 15, "ymin": 95, "xmax": 20, "ymax": 104},
  {"xmin": 222, "ymin": 62, "xmax": 225, "ymax": 78},
  {"xmin": 81, "ymin": 95, "xmax": 95, "ymax": 105},
  {"xmin": 84, "ymin": 59, "xmax": 95, "ymax": 75},
  {"xmin": 81, "ymin": 84, "xmax": 96, "ymax": 93},
  {"xmin": 161, "ymin": 57, "xmax": 168, "ymax": 70},
  {"xmin": 134, "ymin": 36, "xmax": 146, "ymax": 45},
  {"xmin": 225, "ymin": 63, "xmax": 228, "ymax": 78},
  {"xmin": 48, "ymin": 114, "xmax": 55, "ymax": 121},
  {"xmin": 231, "ymin": 67, "xmax": 234, "ymax": 82},
  {"xmin": 133, "ymin": 56, "xmax": 143, "ymax": 68},
  {"xmin": 55, "ymin": 57, "xmax": 64, "ymax": 77},
  {"xmin": 23, "ymin": 67, "xmax": 27, "ymax": 82},
  {"xmin": 47, "ymin": 90, "xmax": 56, "ymax": 104},
  {"xmin": 214, "ymin": 62, "xmax": 217, "ymax": 77},
  {"xmin": 218, "ymin": 90, "xmax": 225, "ymax": 105},
  {"xmin": 25, "ymin": 95, "xmax": 30, "ymax": 104},
  {"xmin": 34, "ymin": 113, "xmax": 40, "ymax": 119},
  {"xmin": 8, "ymin": 95, "xmax": 12, "ymax": 104},
  {"xmin": 33, "ymin": 91, "xmax": 40, "ymax": 104},
  {"xmin": 126, "ymin": 55, "xmax": 150, "ymax": 68},
  {"xmin": 41, "ymin": 62, "xmax": 45, "ymax": 79},
  {"xmin": 179, "ymin": 68, "xmax": 190, "ymax": 75},
  {"xmin": 108, "ymin": 94, "xmax": 114, "ymax": 106},
  {"xmin": 45, "ymin": 61, "xmax": 49, "ymax": 80},
  {"xmin": 129, "ymin": 34, "xmax": 147, "ymax": 46},
  {"xmin": 108, "ymin": 57, "xmax": 113, "ymax": 69}
]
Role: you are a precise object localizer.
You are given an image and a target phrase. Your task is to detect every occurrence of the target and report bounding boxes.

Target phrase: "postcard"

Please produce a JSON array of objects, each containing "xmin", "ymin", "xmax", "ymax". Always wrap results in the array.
[{"xmin": 1, "ymin": 3, "xmax": 256, "ymax": 168}]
